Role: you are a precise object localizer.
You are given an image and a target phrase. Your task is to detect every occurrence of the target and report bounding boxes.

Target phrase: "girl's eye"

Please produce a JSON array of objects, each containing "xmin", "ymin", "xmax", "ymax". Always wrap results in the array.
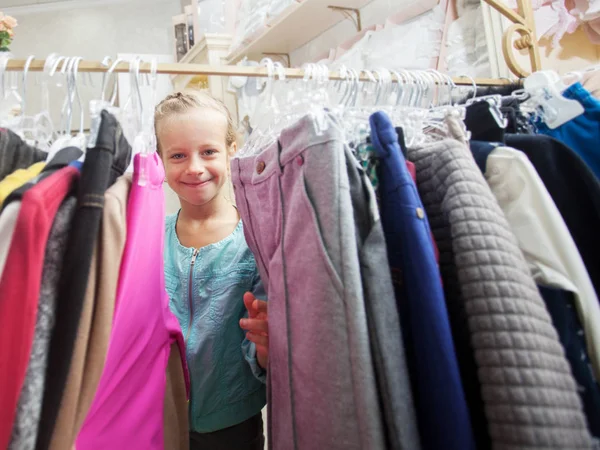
[
  {"xmin": 171, "ymin": 153, "xmax": 185, "ymax": 160},
  {"xmin": 204, "ymin": 149, "xmax": 217, "ymax": 156}
]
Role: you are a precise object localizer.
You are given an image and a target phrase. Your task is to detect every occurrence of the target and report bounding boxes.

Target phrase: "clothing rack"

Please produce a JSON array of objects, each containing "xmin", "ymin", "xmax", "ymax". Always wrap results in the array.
[{"xmin": 4, "ymin": 59, "xmax": 516, "ymax": 86}]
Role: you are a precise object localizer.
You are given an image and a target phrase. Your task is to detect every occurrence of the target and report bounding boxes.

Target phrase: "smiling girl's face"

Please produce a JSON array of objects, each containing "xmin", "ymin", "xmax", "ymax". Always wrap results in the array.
[{"xmin": 158, "ymin": 107, "xmax": 234, "ymax": 208}]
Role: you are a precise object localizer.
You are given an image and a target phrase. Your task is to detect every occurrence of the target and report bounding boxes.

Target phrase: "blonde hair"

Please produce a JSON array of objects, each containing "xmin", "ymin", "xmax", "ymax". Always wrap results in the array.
[{"xmin": 154, "ymin": 89, "xmax": 237, "ymax": 152}]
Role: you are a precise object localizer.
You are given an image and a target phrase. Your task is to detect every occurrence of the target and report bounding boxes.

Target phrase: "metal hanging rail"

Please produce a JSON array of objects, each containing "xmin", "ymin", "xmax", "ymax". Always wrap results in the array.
[{"xmin": 4, "ymin": 59, "xmax": 515, "ymax": 86}]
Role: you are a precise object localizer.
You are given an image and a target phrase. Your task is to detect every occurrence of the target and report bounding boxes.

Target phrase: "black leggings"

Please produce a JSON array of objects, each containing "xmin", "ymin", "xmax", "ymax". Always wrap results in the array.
[{"xmin": 189, "ymin": 413, "xmax": 265, "ymax": 450}]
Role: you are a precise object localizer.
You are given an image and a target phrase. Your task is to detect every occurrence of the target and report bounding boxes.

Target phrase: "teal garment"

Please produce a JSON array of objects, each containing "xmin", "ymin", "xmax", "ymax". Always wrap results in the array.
[{"xmin": 164, "ymin": 213, "xmax": 266, "ymax": 433}]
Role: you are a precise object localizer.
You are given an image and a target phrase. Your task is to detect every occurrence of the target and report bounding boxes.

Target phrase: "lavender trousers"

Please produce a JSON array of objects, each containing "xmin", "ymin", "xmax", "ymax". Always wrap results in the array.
[{"xmin": 231, "ymin": 113, "xmax": 420, "ymax": 450}]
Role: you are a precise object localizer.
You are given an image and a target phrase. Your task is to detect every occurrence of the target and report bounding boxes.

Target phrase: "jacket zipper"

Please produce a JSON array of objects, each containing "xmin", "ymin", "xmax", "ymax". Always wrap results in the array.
[{"xmin": 186, "ymin": 248, "xmax": 199, "ymax": 344}]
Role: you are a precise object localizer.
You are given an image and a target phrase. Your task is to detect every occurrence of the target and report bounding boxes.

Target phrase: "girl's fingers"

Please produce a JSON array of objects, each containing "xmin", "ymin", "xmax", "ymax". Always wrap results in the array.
[
  {"xmin": 246, "ymin": 332, "xmax": 268, "ymax": 348},
  {"xmin": 253, "ymin": 299, "xmax": 268, "ymax": 314},
  {"xmin": 244, "ymin": 292, "xmax": 257, "ymax": 317},
  {"xmin": 240, "ymin": 318, "xmax": 268, "ymax": 333}
]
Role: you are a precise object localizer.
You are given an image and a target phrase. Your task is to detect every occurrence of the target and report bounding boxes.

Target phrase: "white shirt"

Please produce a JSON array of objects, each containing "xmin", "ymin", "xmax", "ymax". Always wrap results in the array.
[
  {"xmin": 484, "ymin": 146, "xmax": 600, "ymax": 379},
  {"xmin": 0, "ymin": 201, "xmax": 21, "ymax": 279}
]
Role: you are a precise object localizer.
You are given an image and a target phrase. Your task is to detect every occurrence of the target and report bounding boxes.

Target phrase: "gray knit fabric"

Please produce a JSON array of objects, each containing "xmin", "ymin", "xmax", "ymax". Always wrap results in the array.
[
  {"xmin": 0, "ymin": 128, "xmax": 47, "ymax": 182},
  {"xmin": 407, "ymin": 138, "xmax": 593, "ymax": 450},
  {"xmin": 9, "ymin": 196, "xmax": 77, "ymax": 450}
]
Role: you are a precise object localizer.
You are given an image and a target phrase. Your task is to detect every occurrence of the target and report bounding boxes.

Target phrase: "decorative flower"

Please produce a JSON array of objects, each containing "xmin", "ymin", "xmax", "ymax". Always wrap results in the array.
[
  {"xmin": 2, "ymin": 15, "xmax": 17, "ymax": 29},
  {"xmin": 0, "ymin": 10, "xmax": 16, "ymax": 51}
]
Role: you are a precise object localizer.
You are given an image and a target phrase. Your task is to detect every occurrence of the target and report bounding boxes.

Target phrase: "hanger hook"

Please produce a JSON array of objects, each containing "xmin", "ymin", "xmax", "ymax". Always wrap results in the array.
[
  {"xmin": 458, "ymin": 74, "xmax": 477, "ymax": 101},
  {"xmin": 59, "ymin": 56, "xmax": 74, "ymax": 135},
  {"xmin": 400, "ymin": 70, "xmax": 416, "ymax": 107},
  {"xmin": 132, "ymin": 57, "xmax": 144, "ymax": 129},
  {"xmin": 373, "ymin": 69, "xmax": 384, "ymax": 106},
  {"xmin": 443, "ymin": 72, "xmax": 457, "ymax": 106},
  {"xmin": 273, "ymin": 61, "xmax": 286, "ymax": 81},
  {"xmin": 426, "ymin": 69, "xmax": 443, "ymax": 106},
  {"xmin": 0, "ymin": 52, "xmax": 14, "ymax": 101},
  {"xmin": 101, "ymin": 57, "xmax": 124, "ymax": 104},
  {"xmin": 99, "ymin": 56, "xmax": 111, "ymax": 98},
  {"xmin": 422, "ymin": 70, "xmax": 438, "ymax": 107},
  {"xmin": 389, "ymin": 70, "xmax": 403, "ymax": 106},
  {"xmin": 72, "ymin": 57, "xmax": 85, "ymax": 135},
  {"xmin": 320, "ymin": 64, "xmax": 329, "ymax": 86},
  {"xmin": 19, "ymin": 55, "xmax": 36, "ymax": 117},
  {"xmin": 302, "ymin": 62, "xmax": 312, "ymax": 82},
  {"xmin": 380, "ymin": 68, "xmax": 392, "ymax": 106}
]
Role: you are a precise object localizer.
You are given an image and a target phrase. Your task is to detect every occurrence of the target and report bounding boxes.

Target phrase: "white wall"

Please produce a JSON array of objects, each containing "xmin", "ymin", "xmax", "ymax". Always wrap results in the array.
[
  {"xmin": 7, "ymin": 0, "xmax": 181, "ymax": 128},
  {"xmin": 7, "ymin": 0, "xmax": 183, "ymax": 213},
  {"xmin": 10, "ymin": 0, "xmax": 181, "ymax": 58},
  {"xmin": 290, "ymin": 0, "xmax": 433, "ymax": 66}
]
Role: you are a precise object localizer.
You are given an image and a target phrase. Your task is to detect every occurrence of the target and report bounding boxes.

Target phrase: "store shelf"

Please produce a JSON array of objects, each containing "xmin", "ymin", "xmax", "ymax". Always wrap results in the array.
[{"xmin": 227, "ymin": 0, "xmax": 375, "ymax": 64}]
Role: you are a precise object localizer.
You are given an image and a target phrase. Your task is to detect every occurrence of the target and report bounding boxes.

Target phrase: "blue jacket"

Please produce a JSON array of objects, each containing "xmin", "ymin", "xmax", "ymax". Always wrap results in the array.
[
  {"xmin": 370, "ymin": 111, "xmax": 476, "ymax": 450},
  {"xmin": 164, "ymin": 214, "xmax": 266, "ymax": 433}
]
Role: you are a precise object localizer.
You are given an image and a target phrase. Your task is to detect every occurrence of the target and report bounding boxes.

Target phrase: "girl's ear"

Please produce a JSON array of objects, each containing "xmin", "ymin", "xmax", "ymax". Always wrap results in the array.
[{"xmin": 228, "ymin": 142, "xmax": 238, "ymax": 157}]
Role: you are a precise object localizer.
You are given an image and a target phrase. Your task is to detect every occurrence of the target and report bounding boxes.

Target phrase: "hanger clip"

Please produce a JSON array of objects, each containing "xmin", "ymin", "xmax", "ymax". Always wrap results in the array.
[{"xmin": 524, "ymin": 70, "xmax": 584, "ymax": 129}]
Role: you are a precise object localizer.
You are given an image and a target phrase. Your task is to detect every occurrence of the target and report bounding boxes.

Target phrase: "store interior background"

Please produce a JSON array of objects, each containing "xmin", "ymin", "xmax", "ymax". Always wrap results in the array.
[{"xmin": 3, "ymin": 0, "xmax": 600, "ymax": 217}]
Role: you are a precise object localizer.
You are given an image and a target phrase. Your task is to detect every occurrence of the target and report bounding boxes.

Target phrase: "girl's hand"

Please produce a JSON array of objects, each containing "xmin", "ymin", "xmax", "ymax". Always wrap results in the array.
[{"xmin": 240, "ymin": 292, "xmax": 269, "ymax": 370}]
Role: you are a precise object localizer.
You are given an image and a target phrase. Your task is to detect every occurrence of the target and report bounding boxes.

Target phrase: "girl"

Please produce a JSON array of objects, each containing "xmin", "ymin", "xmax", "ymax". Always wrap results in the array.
[{"xmin": 155, "ymin": 90, "xmax": 269, "ymax": 450}]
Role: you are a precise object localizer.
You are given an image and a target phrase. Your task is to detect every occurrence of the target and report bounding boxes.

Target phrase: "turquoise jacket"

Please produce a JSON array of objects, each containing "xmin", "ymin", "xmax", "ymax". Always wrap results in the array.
[{"xmin": 164, "ymin": 213, "xmax": 266, "ymax": 433}]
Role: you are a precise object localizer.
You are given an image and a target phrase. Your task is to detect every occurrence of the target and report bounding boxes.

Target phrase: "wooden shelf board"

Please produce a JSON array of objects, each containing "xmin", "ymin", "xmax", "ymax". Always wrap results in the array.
[{"xmin": 227, "ymin": 0, "xmax": 375, "ymax": 64}]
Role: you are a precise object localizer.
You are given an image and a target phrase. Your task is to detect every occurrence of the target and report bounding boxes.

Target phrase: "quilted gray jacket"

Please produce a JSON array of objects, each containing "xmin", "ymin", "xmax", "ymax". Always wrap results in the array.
[{"xmin": 408, "ymin": 138, "xmax": 592, "ymax": 450}]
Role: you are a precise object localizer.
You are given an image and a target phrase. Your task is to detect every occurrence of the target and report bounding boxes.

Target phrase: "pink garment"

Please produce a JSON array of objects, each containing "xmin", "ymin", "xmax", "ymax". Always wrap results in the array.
[{"xmin": 76, "ymin": 152, "xmax": 188, "ymax": 450}]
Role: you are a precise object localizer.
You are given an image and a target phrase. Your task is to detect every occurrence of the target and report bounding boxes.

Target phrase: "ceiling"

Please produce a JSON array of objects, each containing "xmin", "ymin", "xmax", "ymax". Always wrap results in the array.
[
  {"xmin": 2, "ymin": 0, "xmax": 126, "ymax": 15},
  {"xmin": 3, "ymin": 0, "xmax": 68, "ymax": 7}
]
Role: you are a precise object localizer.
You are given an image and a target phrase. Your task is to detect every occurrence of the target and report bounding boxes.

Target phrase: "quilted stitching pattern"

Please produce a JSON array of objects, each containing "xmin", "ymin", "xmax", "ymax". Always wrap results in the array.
[{"xmin": 408, "ymin": 139, "xmax": 593, "ymax": 450}]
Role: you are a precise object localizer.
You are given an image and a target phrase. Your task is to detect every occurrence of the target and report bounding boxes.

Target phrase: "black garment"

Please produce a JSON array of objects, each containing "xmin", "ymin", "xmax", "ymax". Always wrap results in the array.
[
  {"xmin": 501, "ymin": 96, "xmax": 534, "ymax": 135},
  {"xmin": 539, "ymin": 286, "xmax": 600, "ymax": 440},
  {"xmin": 2, "ymin": 147, "xmax": 83, "ymax": 211},
  {"xmin": 0, "ymin": 127, "xmax": 47, "ymax": 182},
  {"xmin": 464, "ymin": 101, "xmax": 505, "ymax": 143},
  {"xmin": 394, "ymin": 127, "xmax": 408, "ymax": 157},
  {"xmin": 35, "ymin": 111, "xmax": 132, "ymax": 450},
  {"xmin": 506, "ymin": 134, "xmax": 600, "ymax": 300},
  {"xmin": 189, "ymin": 414, "xmax": 265, "ymax": 450}
]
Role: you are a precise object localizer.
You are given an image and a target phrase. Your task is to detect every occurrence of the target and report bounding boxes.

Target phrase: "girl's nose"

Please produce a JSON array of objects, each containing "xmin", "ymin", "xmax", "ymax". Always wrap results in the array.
[{"xmin": 186, "ymin": 155, "xmax": 205, "ymax": 176}]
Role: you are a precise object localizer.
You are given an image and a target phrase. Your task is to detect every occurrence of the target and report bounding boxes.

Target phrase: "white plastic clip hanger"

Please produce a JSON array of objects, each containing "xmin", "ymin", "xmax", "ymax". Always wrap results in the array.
[{"xmin": 524, "ymin": 70, "xmax": 584, "ymax": 129}]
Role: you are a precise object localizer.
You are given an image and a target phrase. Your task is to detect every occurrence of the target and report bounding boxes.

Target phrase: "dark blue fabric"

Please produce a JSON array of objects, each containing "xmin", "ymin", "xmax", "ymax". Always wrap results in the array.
[
  {"xmin": 470, "ymin": 141, "xmax": 497, "ymax": 173},
  {"xmin": 536, "ymin": 83, "xmax": 600, "ymax": 180},
  {"xmin": 538, "ymin": 285, "xmax": 600, "ymax": 440},
  {"xmin": 370, "ymin": 111, "xmax": 476, "ymax": 450}
]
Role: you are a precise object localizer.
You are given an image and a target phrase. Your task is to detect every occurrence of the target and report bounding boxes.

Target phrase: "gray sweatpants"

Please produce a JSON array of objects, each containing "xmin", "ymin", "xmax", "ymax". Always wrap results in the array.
[{"xmin": 232, "ymin": 113, "xmax": 413, "ymax": 450}]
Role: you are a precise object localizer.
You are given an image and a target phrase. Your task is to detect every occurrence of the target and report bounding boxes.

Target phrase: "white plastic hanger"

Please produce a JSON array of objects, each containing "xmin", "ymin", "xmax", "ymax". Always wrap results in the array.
[
  {"xmin": 136, "ymin": 58, "xmax": 159, "ymax": 186},
  {"xmin": 0, "ymin": 53, "xmax": 23, "ymax": 127},
  {"xmin": 1, "ymin": 55, "xmax": 35, "ymax": 140},
  {"xmin": 88, "ymin": 57, "xmax": 123, "ymax": 150},
  {"xmin": 45, "ymin": 56, "xmax": 74, "ymax": 162},
  {"xmin": 67, "ymin": 57, "xmax": 87, "ymax": 155},
  {"xmin": 524, "ymin": 70, "xmax": 584, "ymax": 129}
]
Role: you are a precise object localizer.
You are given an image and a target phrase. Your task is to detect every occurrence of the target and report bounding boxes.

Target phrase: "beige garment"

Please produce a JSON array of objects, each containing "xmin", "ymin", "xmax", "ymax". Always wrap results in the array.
[
  {"xmin": 164, "ymin": 342, "xmax": 189, "ymax": 450},
  {"xmin": 444, "ymin": 111, "xmax": 470, "ymax": 145},
  {"xmin": 49, "ymin": 174, "xmax": 132, "ymax": 450},
  {"xmin": 582, "ymin": 70, "xmax": 600, "ymax": 99}
]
